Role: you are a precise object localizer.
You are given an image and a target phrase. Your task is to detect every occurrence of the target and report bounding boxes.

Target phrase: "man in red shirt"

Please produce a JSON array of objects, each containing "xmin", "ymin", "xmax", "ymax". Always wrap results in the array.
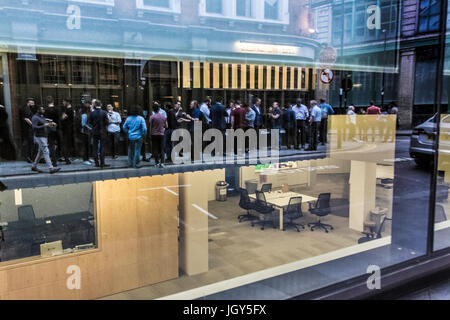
[
  {"xmin": 367, "ymin": 101, "xmax": 381, "ymax": 115},
  {"xmin": 366, "ymin": 101, "xmax": 381, "ymax": 142},
  {"xmin": 230, "ymin": 101, "xmax": 247, "ymax": 130},
  {"xmin": 230, "ymin": 101, "xmax": 248, "ymax": 154}
]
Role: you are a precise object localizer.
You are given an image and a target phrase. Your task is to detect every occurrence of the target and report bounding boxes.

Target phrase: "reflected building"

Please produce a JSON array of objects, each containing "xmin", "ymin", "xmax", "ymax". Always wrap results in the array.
[
  {"xmin": 0, "ymin": 0, "xmax": 322, "ymax": 146},
  {"xmin": 311, "ymin": 0, "xmax": 445, "ymax": 129}
]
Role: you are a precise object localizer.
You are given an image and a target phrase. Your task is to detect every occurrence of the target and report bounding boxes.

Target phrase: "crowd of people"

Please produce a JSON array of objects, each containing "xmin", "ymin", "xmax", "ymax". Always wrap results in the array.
[{"xmin": 0, "ymin": 95, "xmax": 400, "ymax": 173}]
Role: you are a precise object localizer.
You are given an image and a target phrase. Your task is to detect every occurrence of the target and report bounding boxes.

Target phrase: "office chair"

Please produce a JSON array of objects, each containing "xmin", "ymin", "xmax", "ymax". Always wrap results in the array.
[
  {"xmin": 18, "ymin": 205, "xmax": 36, "ymax": 222},
  {"xmin": 435, "ymin": 204, "xmax": 448, "ymax": 223},
  {"xmin": 238, "ymin": 188, "xmax": 257, "ymax": 223},
  {"xmin": 358, "ymin": 216, "xmax": 392, "ymax": 244},
  {"xmin": 251, "ymin": 190, "xmax": 276, "ymax": 230},
  {"xmin": 283, "ymin": 197, "xmax": 305, "ymax": 232},
  {"xmin": 260, "ymin": 184, "xmax": 272, "ymax": 193},
  {"xmin": 308, "ymin": 193, "xmax": 333, "ymax": 233}
]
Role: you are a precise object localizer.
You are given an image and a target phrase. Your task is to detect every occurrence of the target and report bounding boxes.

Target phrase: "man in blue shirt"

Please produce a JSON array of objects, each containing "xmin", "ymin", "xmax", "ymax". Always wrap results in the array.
[
  {"xmin": 292, "ymin": 98, "xmax": 309, "ymax": 150},
  {"xmin": 307, "ymin": 100, "xmax": 322, "ymax": 151},
  {"xmin": 319, "ymin": 98, "xmax": 334, "ymax": 145},
  {"xmin": 210, "ymin": 97, "xmax": 227, "ymax": 133}
]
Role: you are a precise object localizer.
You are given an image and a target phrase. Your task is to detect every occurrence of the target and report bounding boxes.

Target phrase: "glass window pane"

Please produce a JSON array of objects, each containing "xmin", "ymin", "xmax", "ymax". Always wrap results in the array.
[
  {"xmin": 236, "ymin": 0, "xmax": 251, "ymax": 17},
  {"xmin": 206, "ymin": 0, "xmax": 222, "ymax": 14},
  {"xmin": 264, "ymin": 0, "xmax": 279, "ymax": 20},
  {"xmin": 143, "ymin": 0, "xmax": 170, "ymax": 8}
]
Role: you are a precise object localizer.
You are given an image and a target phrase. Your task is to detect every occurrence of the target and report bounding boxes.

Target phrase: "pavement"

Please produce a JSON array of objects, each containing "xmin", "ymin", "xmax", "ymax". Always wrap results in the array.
[
  {"xmin": 0, "ymin": 144, "xmax": 328, "ymax": 177},
  {"xmin": 400, "ymin": 277, "xmax": 450, "ymax": 300}
]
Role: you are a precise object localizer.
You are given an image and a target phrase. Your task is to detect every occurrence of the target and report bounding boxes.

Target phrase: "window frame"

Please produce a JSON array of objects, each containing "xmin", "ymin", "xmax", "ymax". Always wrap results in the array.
[
  {"xmin": 417, "ymin": 0, "xmax": 441, "ymax": 34},
  {"xmin": 199, "ymin": 0, "xmax": 289, "ymax": 25},
  {"xmin": 136, "ymin": 0, "xmax": 181, "ymax": 14},
  {"xmin": 68, "ymin": 0, "xmax": 115, "ymax": 6}
]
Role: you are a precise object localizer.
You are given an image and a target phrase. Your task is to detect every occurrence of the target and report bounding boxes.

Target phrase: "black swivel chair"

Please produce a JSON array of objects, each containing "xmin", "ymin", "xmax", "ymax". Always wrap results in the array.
[
  {"xmin": 308, "ymin": 193, "xmax": 333, "ymax": 233},
  {"xmin": 252, "ymin": 191, "xmax": 276, "ymax": 230},
  {"xmin": 238, "ymin": 188, "xmax": 257, "ymax": 223},
  {"xmin": 358, "ymin": 217, "xmax": 392, "ymax": 244},
  {"xmin": 283, "ymin": 197, "xmax": 305, "ymax": 232},
  {"xmin": 260, "ymin": 184, "xmax": 272, "ymax": 193},
  {"xmin": 18, "ymin": 205, "xmax": 36, "ymax": 222}
]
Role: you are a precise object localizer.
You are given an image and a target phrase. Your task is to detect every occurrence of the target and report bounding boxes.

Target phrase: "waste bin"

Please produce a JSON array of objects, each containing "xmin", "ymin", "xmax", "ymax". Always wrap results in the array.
[
  {"xmin": 216, "ymin": 181, "xmax": 229, "ymax": 201},
  {"xmin": 245, "ymin": 180, "xmax": 258, "ymax": 195}
]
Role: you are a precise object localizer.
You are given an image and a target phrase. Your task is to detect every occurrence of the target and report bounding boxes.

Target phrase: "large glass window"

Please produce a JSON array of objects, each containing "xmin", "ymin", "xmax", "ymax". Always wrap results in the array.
[
  {"xmin": 419, "ymin": 0, "xmax": 441, "ymax": 33},
  {"xmin": 0, "ymin": 183, "xmax": 97, "ymax": 263},
  {"xmin": 1, "ymin": 0, "xmax": 449, "ymax": 302}
]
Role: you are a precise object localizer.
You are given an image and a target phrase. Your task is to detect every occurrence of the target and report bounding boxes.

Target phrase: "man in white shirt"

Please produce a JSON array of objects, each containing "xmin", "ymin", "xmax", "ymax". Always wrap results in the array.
[
  {"xmin": 292, "ymin": 98, "xmax": 309, "ymax": 150},
  {"xmin": 106, "ymin": 104, "xmax": 121, "ymax": 159},
  {"xmin": 199, "ymin": 97, "xmax": 212, "ymax": 128}
]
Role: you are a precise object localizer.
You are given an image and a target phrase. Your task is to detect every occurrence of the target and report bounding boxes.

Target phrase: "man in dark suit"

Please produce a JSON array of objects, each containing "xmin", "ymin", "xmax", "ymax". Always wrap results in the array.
[
  {"xmin": 88, "ymin": 99, "xmax": 110, "ymax": 168},
  {"xmin": 210, "ymin": 96, "xmax": 227, "ymax": 133},
  {"xmin": 210, "ymin": 97, "xmax": 228, "ymax": 156}
]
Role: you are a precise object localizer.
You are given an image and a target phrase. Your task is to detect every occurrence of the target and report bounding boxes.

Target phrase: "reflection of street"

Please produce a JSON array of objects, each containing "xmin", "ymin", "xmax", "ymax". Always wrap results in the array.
[{"xmin": 394, "ymin": 136, "xmax": 431, "ymax": 201}]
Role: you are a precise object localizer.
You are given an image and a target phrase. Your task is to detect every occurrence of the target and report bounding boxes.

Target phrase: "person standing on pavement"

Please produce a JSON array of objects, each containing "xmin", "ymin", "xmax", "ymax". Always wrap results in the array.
[
  {"xmin": 283, "ymin": 104, "xmax": 297, "ymax": 150},
  {"xmin": 319, "ymin": 98, "xmax": 334, "ymax": 145},
  {"xmin": 19, "ymin": 98, "xmax": 36, "ymax": 163},
  {"xmin": 244, "ymin": 103, "xmax": 256, "ymax": 154},
  {"xmin": 199, "ymin": 97, "xmax": 212, "ymax": 129},
  {"xmin": 0, "ymin": 105, "xmax": 16, "ymax": 160},
  {"xmin": 269, "ymin": 101, "xmax": 282, "ymax": 148},
  {"xmin": 210, "ymin": 96, "xmax": 228, "ymax": 133},
  {"xmin": 225, "ymin": 100, "xmax": 234, "ymax": 130},
  {"xmin": 31, "ymin": 106, "xmax": 61, "ymax": 174},
  {"xmin": 106, "ymin": 104, "xmax": 121, "ymax": 159},
  {"xmin": 149, "ymin": 102, "xmax": 167, "ymax": 168},
  {"xmin": 44, "ymin": 96, "xmax": 60, "ymax": 167},
  {"xmin": 80, "ymin": 103, "xmax": 92, "ymax": 165},
  {"xmin": 307, "ymin": 100, "xmax": 322, "ymax": 151},
  {"xmin": 59, "ymin": 97, "xmax": 75, "ymax": 164},
  {"xmin": 252, "ymin": 97, "xmax": 263, "ymax": 135},
  {"xmin": 292, "ymin": 98, "xmax": 309, "ymax": 150},
  {"xmin": 123, "ymin": 105, "xmax": 147, "ymax": 169},
  {"xmin": 88, "ymin": 99, "xmax": 109, "ymax": 168},
  {"xmin": 165, "ymin": 102, "xmax": 179, "ymax": 164}
]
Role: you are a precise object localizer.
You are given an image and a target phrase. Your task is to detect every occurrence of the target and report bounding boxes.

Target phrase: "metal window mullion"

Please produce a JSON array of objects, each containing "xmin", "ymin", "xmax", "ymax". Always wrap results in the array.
[{"xmin": 427, "ymin": 0, "xmax": 449, "ymax": 256}]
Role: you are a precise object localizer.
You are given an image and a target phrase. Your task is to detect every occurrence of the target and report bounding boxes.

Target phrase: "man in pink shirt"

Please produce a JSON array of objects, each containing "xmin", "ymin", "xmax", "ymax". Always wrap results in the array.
[
  {"xmin": 149, "ymin": 102, "xmax": 167, "ymax": 168},
  {"xmin": 366, "ymin": 101, "xmax": 381, "ymax": 142}
]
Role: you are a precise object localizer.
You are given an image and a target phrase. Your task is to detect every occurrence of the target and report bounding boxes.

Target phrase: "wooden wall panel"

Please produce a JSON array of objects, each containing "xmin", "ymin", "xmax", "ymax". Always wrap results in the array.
[{"xmin": 0, "ymin": 174, "xmax": 179, "ymax": 300}]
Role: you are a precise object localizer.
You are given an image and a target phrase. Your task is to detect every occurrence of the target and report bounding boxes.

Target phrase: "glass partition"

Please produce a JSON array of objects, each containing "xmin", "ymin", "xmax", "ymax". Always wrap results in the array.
[
  {"xmin": 433, "ymin": 1, "xmax": 450, "ymax": 252},
  {"xmin": 0, "ymin": 183, "xmax": 97, "ymax": 263}
]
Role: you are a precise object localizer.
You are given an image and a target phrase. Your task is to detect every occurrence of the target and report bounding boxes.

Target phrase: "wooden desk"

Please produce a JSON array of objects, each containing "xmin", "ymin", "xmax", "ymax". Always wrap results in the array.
[{"xmin": 249, "ymin": 191, "xmax": 318, "ymax": 230}]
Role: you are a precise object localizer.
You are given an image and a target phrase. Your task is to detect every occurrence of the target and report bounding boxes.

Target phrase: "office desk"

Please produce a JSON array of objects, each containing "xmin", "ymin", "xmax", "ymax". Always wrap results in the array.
[{"xmin": 249, "ymin": 191, "xmax": 317, "ymax": 230}]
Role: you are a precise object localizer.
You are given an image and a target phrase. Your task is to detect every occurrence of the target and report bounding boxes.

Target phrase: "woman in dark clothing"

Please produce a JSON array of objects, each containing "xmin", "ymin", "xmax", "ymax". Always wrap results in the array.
[{"xmin": 0, "ymin": 105, "xmax": 17, "ymax": 160}]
